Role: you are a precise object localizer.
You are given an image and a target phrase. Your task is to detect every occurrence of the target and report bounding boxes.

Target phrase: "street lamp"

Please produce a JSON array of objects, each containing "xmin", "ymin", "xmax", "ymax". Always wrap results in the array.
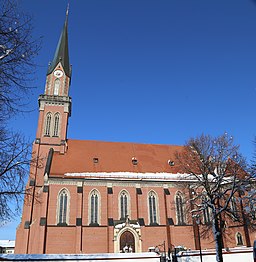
[
  {"xmin": 193, "ymin": 214, "xmax": 203, "ymax": 262},
  {"xmin": 253, "ymin": 240, "xmax": 256, "ymax": 262},
  {"xmin": 154, "ymin": 241, "xmax": 166, "ymax": 262}
]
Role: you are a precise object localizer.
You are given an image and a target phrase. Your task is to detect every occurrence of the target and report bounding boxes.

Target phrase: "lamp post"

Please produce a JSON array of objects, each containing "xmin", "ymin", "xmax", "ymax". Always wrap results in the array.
[
  {"xmin": 253, "ymin": 240, "xmax": 256, "ymax": 262},
  {"xmin": 155, "ymin": 241, "xmax": 166, "ymax": 262},
  {"xmin": 193, "ymin": 214, "xmax": 203, "ymax": 262}
]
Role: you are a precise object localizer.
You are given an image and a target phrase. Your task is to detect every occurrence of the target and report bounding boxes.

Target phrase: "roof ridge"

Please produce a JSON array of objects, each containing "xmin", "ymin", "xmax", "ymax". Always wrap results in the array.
[{"xmin": 66, "ymin": 138, "xmax": 183, "ymax": 147}]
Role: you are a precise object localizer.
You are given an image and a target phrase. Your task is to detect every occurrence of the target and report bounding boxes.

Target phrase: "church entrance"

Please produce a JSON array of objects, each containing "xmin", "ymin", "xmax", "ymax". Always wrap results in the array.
[{"xmin": 120, "ymin": 231, "xmax": 135, "ymax": 253}]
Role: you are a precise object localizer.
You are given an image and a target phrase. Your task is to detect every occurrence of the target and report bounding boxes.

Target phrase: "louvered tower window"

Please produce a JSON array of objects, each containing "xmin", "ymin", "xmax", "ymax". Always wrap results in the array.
[
  {"xmin": 45, "ymin": 113, "xmax": 52, "ymax": 136},
  {"xmin": 53, "ymin": 113, "xmax": 60, "ymax": 137},
  {"xmin": 54, "ymin": 78, "xmax": 60, "ymax": 95}
]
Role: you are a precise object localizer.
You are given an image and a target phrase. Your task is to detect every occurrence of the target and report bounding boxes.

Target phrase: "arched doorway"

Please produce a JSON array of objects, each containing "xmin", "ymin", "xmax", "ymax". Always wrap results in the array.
[{"xmin": 120, "ymin": 231, "xmax": 135, "ymax": 253}]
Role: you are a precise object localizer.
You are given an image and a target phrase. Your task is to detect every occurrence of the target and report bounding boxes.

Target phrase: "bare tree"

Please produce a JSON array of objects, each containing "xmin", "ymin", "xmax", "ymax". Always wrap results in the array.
[
  {"xmin": 243, "ymin": 137, "xmax": 256, "ymax": 225},
  {"xmin": 0, "ymin": 0, "xmax": 40, "ymax": 223},
  {"xmin": 0, "ymin": 132, "xmax": 35, "ymax": 224},
  {"xmin": 176, "ymin": 133, "xmax": 254, "ymax": 262},
  {"xmin": 250, "ymin": 137, "xmax": 256, "ymax": 177},
  {"xmin": 0, "ymin": 0, "xmax": 40, "ymax": 118}
]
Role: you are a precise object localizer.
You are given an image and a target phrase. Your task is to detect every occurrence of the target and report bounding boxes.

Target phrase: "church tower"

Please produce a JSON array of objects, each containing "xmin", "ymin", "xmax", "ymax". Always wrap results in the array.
[
  {"xmin": 15, "ymin": 9, "xmax": 72, "ymax": 254},
  {"xmin": 35, "ymin": 8, "xmax": 71, "ymax": 154}
]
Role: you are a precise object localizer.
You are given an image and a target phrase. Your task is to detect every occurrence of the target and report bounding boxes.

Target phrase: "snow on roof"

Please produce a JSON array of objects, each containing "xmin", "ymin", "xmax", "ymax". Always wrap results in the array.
[
  {"xmin": 64, "ymin": 172, "xmax": 195, "ymax": 181},
  {"xmin": 50, "ymin": 139, "xmax": 184, "ymax": 175},
  {"xmin": 0, "ymin": 240, "xmax": 15, "ymax": 248}
]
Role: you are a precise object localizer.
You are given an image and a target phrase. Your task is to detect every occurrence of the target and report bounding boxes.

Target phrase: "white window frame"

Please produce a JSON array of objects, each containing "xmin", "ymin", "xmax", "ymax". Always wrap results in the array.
[
  {"xmin": 148, "ymin": 191, "xmax": 159, "ymax": 225},
  {"xmin": 88, "ymin": 189, "xmax": 101, "ymax": 225},
  {"xmin": 119, "ymin": 190, "xmax": 130, "ymax": 220},
  {"xmin": 235, "ymin": 232, "xmax": 244, "ymax": 246},
  {"xmin": 44, "ymin": 112, "xmax": 52, "ymax": 136},
  {"xmin": 53, "ymin": 113, "xmax": 60, "ymax": 137},
  {"xmin": 203, "ymin": 206, "xmax": 211, "ymax": 224},
  {"xmin": 175, "ymin": 192, "xmax": 186, "ymax": 225},
  {"xmin": 56, "ymin": 188, "xmax": 70, "ymax": 225},
  {"xmin": 54, "ymin": 78, "xmax": 61, "ymax": 95}
]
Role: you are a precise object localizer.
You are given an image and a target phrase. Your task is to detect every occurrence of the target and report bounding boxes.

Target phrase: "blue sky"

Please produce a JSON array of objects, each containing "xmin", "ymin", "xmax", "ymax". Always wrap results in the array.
[{"xmin": 2, "ymin": 0, "xmax": 256, "ymax": 240}]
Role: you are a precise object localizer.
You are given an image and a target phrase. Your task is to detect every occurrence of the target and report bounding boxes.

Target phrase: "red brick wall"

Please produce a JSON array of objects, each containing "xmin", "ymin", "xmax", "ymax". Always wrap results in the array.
[{"xmin": 15, "ymin": 180, "xmax": 255, "ymax": 254}]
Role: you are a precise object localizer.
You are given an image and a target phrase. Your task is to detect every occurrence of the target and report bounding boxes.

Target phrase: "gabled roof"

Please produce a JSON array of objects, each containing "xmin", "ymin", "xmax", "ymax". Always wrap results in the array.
[
  {"xmin": 47, "ymin": 12, "xmax": 71, "ymax": 77},
  {"xmin": 50, "ymin": 139, "xmax": 184, "ymax": 177}
]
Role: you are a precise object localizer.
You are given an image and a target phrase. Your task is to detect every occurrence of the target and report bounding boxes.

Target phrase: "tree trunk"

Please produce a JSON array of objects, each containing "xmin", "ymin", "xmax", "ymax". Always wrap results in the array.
[{"xmin": 212, "ymin": 217, "xmax": 223, "ymax": 262}]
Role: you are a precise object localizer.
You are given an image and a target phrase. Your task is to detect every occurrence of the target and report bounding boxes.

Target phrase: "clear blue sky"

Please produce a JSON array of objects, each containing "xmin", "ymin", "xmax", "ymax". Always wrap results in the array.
[{"xmin": 2, "ymin": 0, "xmax": 256, "ymax": 240}]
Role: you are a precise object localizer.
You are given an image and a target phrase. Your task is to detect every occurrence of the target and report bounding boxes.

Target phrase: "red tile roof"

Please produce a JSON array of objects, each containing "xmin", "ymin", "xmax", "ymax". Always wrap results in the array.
[{"xmin": 50, "ymin": 139, "xmax": 184, "ymax": 177}]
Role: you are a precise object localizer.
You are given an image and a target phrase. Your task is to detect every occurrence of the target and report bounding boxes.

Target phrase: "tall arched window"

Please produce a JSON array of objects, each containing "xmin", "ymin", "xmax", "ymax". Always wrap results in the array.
[
  {"xmin": 44, "ymin": 112, "xmax": 52, "ymax": 136},
  {"xmin": 176, "ymin": 192, "xmax": 185, "ymax": 225},
  {"xmin": 236, "ymin": 232, "xmax": 243, "ymax": 246},
  {"xmin": 64, "ymin": 79, "xmax": 68, "ymax": 95},
  {"xmin": 120, "ymin": 190, "xmax": 129, "ymax": 220},
  {"xmin": 250, "ymin": 202, "xmax": 256, "ymax": 220},
  {"xmin": 54, "ymin": 78, "xmax": 60, "ymax": 95},
  {"xmin": 148, "ymin": 191, "xmax": 158, "ymax": 225},
  {"xmin": 53, "ymin": 113, "xmax": 60, "ymax": 137},
  {"xmin": 90, "ymin": 189, "xmax": 100, "ymax": 225},
  {"xmin": 231, "ymin": 196, "xmax": 238, "ymax": 220},
  {"xmin": 203, "ymin": 206, "xmax": 211, "ymax": 224},
  {"xmin": 57, "ymin": 189, "xmax": 69, "ymax": 225}
]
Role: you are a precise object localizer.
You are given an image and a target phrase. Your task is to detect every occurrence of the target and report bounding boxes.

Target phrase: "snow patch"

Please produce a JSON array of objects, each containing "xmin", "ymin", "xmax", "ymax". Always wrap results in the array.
[{"xmin": 64, "ymin": 172, "xmax": 197, "ymax": 181}]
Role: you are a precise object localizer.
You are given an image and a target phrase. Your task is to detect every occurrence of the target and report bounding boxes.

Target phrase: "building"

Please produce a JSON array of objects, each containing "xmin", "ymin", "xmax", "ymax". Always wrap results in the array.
[
  {"xmin": 0, "ymin": 240, "xmax": 15, "ymax": 254},
  {"xmin": 15, "ymin": 11, "xmax": 255, "ymax": 254}
]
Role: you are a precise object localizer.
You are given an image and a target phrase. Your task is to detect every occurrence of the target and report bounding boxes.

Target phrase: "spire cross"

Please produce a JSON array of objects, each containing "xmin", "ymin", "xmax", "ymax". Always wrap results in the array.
[{"xmin": 66, "ymin": 3, "xmax": 69, "ymax": 18}]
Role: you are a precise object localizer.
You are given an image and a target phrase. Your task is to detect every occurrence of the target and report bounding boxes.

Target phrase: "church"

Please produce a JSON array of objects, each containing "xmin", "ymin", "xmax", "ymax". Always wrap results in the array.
[{"xmin": 15, "ymin": 11, "xmax": 254, "ymax": 255}]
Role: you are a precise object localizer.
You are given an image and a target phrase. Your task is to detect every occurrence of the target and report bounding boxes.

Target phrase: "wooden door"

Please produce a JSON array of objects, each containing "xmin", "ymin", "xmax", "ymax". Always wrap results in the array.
[{"xmin": 120, "ymin": 231, "xmax": 135, "ymax": 253}]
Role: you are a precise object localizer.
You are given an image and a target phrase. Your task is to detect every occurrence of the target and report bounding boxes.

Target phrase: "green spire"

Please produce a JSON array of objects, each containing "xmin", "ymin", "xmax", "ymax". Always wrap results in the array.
[{"xmin": 47, "ymin": 6, "xmax": 71, "ymax": 77}]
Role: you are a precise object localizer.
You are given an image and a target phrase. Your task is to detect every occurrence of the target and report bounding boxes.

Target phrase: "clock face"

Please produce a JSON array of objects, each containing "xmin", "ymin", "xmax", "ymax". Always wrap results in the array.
[{"xmin": 54, "ymin": 69, "xmax": 63, "ymax": 78}]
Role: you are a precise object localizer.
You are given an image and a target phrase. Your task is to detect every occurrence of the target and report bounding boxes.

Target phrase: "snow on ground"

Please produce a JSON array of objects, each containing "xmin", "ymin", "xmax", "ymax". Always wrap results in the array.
[{"xmin": 177, "ymin": 247, "xmax": 253, "ymax": 262}]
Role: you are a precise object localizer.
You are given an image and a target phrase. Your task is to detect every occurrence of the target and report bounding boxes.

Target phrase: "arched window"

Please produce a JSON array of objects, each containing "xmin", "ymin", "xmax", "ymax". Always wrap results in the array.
[
  {"xmin": 203, "ymin": 206, "xmax": 211, "ymax": 224},
  {"xmin": 231, "ymin": 196, "xmax": 238, "ymax": 221},
  {"xmin": 120, "ymin": 190, "xmax": 129, "ymax": 220},
  {"xmin": 53, "ymin": 113, "xmax": 60, "ymax": 137},
  {"xmin": 54, "ymin": 78, "xmax": 60, "ymax": 95},
  {"xmin": 176, "ymin": 192, "xmax": 185, "ymax": 225},
  {"xmin": 44, "ymin": 112, "xmax": 52, "ymax": 136},
  {"xmin": 236, "ymin": 232, "xmax": 243, "ymax": 246},
  {"xmin": 64, "ymin": 79, "xmax": 68, "ymax": 95},
  {"xmin": 57, "ymin": 189, "xmax": 69, "ymax": 225},
  {"xmin": 90, "ymin": 189, "xmax": 100, "ymax": 225},
  {"xmin": 148, "ymin": 191, "xmax": 158, "ymax": 225},
  {"xmin": 250, "ymin": 201, "xmax": 256, "ymax": 220}
]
